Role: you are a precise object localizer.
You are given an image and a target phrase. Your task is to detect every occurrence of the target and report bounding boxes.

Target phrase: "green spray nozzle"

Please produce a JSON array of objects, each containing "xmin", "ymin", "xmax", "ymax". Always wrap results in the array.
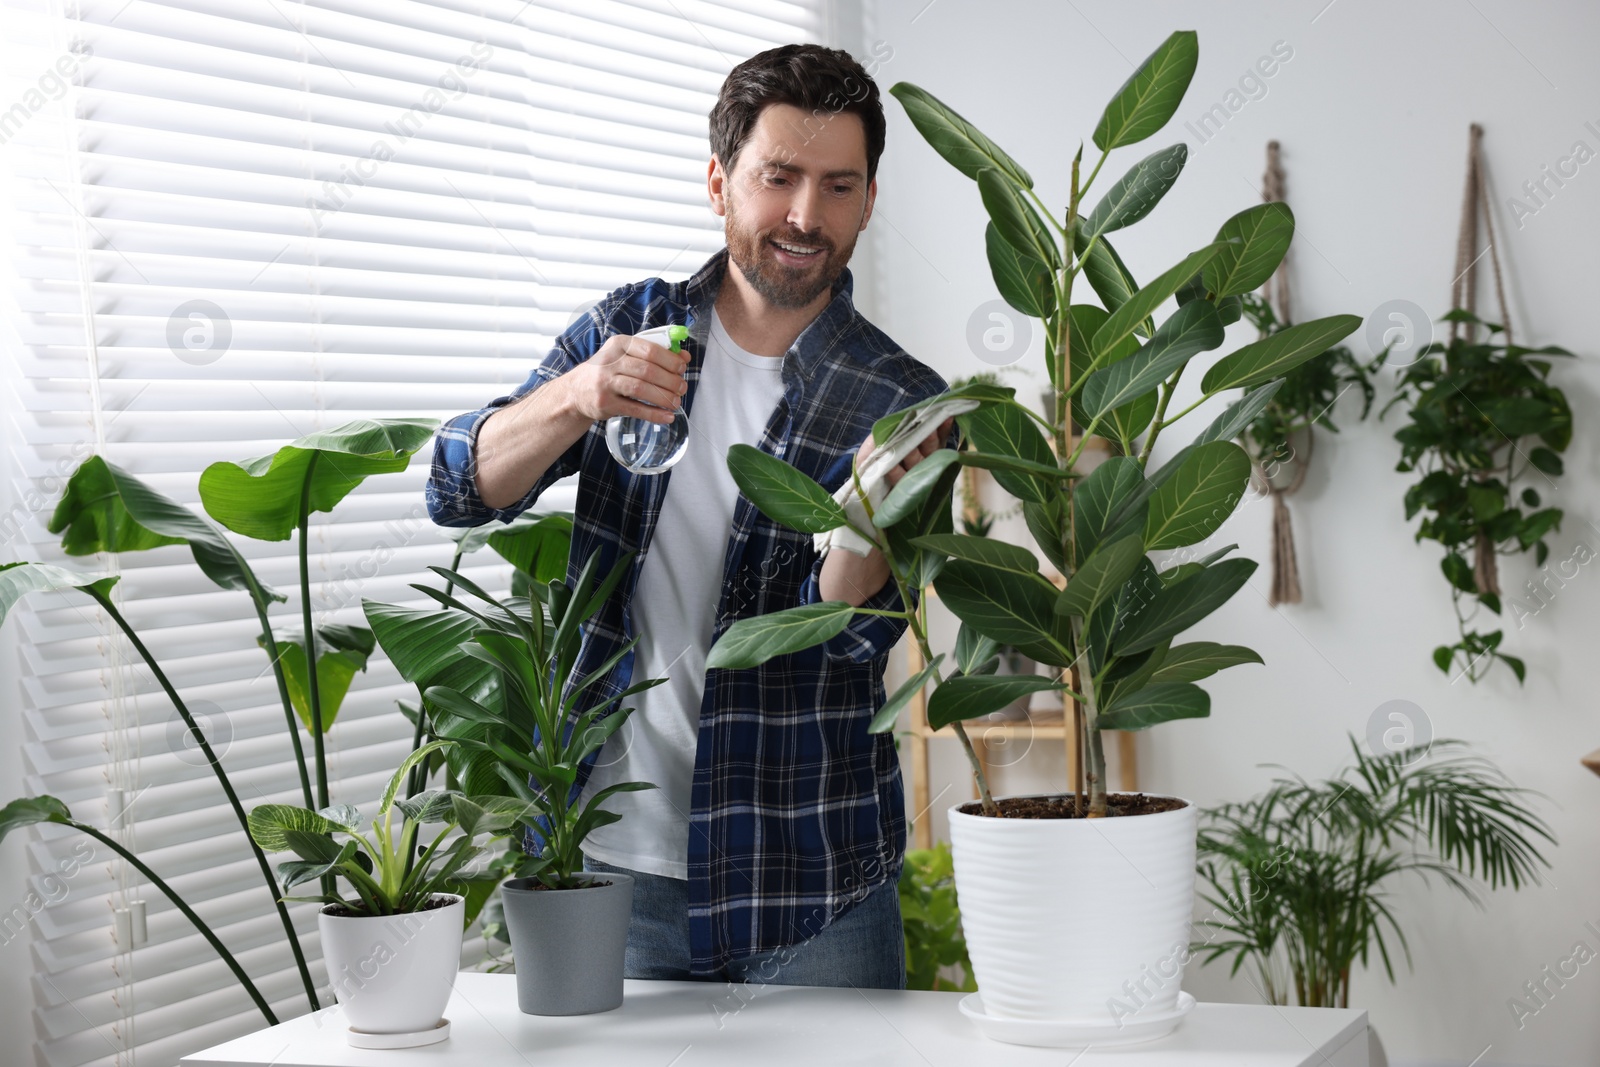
[{"xmin": 667, "ymin": 324, "xmax": 689, "ymax": 353}]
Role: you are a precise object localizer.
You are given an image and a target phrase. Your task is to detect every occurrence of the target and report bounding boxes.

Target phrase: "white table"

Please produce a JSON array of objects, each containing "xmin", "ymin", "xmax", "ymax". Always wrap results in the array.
[{"xmin": 181, "ymin": 972, "xmax": 1368, "ymax": 1066}]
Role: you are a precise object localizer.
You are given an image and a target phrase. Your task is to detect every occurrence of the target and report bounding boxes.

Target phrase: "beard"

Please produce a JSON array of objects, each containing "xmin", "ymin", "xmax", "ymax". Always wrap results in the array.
[{"xmin": 723, "ymin": 197, "xmax": 858, "ymax": 310}]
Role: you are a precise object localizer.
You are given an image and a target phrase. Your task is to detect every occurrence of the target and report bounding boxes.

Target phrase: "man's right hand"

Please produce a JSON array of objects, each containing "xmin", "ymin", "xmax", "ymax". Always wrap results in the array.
[{"xmin": 561, "ymin": 333, "xmax": 690, "ymax": 426}]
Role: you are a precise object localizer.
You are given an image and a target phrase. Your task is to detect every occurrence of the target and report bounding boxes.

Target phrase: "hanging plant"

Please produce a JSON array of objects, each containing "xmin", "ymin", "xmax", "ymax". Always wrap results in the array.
[{"xmin": 1383, "ymin": 308, "xmax": 1573, "ymax": 682}]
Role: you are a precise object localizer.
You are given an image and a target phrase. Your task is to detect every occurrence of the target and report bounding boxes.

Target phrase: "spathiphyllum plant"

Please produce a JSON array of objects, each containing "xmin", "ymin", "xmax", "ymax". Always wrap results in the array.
[{"xmin": 707, "ymin": 31, "xmax": 1361, "ymax": 819}]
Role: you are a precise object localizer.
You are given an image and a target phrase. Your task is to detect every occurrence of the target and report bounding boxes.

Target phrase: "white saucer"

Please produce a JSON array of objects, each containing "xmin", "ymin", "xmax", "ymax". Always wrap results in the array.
[
  {"xmin": 958, "ymin": 992, "xmax": 1195, "ymax": 1048},
  {"xmin": 346, "ymin": 1018, "xmax": 451, "ymax": 1048}
]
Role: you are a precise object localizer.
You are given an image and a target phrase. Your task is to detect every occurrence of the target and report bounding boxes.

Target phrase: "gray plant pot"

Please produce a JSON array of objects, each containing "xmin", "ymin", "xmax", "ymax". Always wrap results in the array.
[{"xmin": 500, "ymin": 872, "xmax": 634, "ymax": 1015}]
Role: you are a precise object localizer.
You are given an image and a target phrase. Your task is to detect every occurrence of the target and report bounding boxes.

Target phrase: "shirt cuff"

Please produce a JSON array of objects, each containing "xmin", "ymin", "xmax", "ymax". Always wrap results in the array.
[{"xmin": 797, "ymin": 553, "xmax": 913, "ymax": 665}]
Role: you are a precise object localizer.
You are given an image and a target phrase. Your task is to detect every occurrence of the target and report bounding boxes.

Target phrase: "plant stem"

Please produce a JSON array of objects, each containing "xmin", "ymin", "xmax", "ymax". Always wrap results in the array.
[
  {"xmin": 298, "ymin": 455, "xmax": 328, "ymax": 809},
  {"xmin": 407, "ymin": 544, "xmax": 464, "ymax": 799},
  {"xmin": 91, "ymin": 590, "xmax": 321, "ymax": 1010},
  {"xmin": 247, "ymin": 580, "xmax": 314, "ymax": 811},
  {"xmin": 1137, "ymin": 366, "xmax": 1184, "ymax": 467},
  {"xmin": 72, "ymin": 821, "xmax": 280, "ymax": 1025}
]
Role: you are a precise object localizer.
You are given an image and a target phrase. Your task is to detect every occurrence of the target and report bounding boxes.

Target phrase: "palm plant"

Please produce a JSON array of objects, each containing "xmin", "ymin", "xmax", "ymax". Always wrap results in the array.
[
  {"xmin": 706, "ymin": 31, "xmax": 1362, "ymax": 818},
  {"xmin": 1194, "ymin": 738, "xmax": 1554, "ymax": 1007}
]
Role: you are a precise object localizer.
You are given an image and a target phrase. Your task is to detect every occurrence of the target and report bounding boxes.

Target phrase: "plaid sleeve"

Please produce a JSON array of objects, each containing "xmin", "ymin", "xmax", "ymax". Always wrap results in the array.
[
  {"xmin": 796, "ymin": 555, "xmax": 916, "ymax": 665},
  {"xmin": 425, "ymin": 317, "xmax": 603, "ymax": 527}
]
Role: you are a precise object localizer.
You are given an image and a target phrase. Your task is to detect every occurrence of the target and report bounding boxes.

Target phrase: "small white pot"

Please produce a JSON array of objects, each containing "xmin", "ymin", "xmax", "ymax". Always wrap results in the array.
[
  {"xmin": 948, "ymin": 795, "xmax": 1197, "ymax": 1025},
  {"xmin": 319, "ymin": 894, "xmax": 464, "ymax": 1035}
]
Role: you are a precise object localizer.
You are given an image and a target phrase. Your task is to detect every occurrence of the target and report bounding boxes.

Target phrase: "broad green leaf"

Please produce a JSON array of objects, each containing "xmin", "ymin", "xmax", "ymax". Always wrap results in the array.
[
  {"xmin": 954, "ymin": 623, "xmax": 1001, "ymax": 676},
  {"xmin": 363, "ymin": 601, "xmax": 496, "ymax": 700},
  {"xmin": 1092, "ymin": 243, "xmax": 1226, "ymax": 363},
  {"xmin": 871, "ymin": 654, "xmax": 945, "ymax": 734},
  {"xmin": 928, "ymin": 674, "xmax": 1067, "ymax": 730},
  {"xmin": 934, "ymin": 559, "xmax": 1063, "ymax": 660},
  {"xmin": 49, "ymin": 455, "xmax": 276, "ymax": 599},
  {"xmin": 1150, "ymin": 642, "xmax": 1263, "ymax": 683},
  {"xmin": 1144, "ymin": 441, "xmax": 1251, "ymax": 550},
  {"xmin": 726, "ymin": 444, "xmax": 848, "ymax": 533},
  {"xmin": 0, "ymin": 562, "xmax": 117, "ymax": 628},
  {"xmin": 956, "ymin": 451, "xmax": 1072, "ymax": 481},
  {"xmin": 247, "ymin": 804, "xmax": 340, "ymax": 852},
  {"xmin": 1022, "ymin": 497, "xmax": 1068, "ymax": 574},
  {"xmin": 1074, "ymin": 457, "xmax": 1146, "ymax": 560},
  {"xmin": 706, "ymin": 602, "xmax": 856, "ymax": 670},
  {"xmin": 199, "ymin": 418, "xmax": 438, "ymax": 541},
  {"xmin": 1193, "ymin": 381, "xmax": 1284, "ymax": 445},
  {"xmin": 978, "ymin": 168, "xmax": 1060, "ymax": 270},
  {"xmin": 889, "ymin": 82, "xmax": 1032, "ymax": 188},
  {"xmin": 875, "ymin": 450, "xmax": 962, "ymax": 528},
  {"xmin": 486, "ymin": 512, "xmax": 573, "ymax": 585},
  {"xmin": 1201, "ymin": 315, "xmax": 1363, "ymax": 394},
  {"xmin": 1081, "ymin": 300, "xmax": 1225, "ymax": 419},
  {"xmin": 986, "ymin": 222, "xmax": 1055, "ymax": 319},
  {"xmin": 262, "ymin": 623, "xmax": 375, "ymax": 734},
  {"xmin": 961, "ymin": 402, "xmax": 1056, "ymax": 504},
  {"xmin": 873, "ymin": 381, "xmax": 1016, "ymax": 446},
  {"xmin": 1082, "ymin": 143, "xmax": 1188, "ymax": 238},
  {"xmin": 1056, "ymin": 535, "xmax": 1145, "ymax": 618},
  {"xmin": 1203, "ymin": 201, "xmax": 1295, "ymax": 298},
  {"xmin": 1097, "ymin": 681, "xmax": 1210, "ymax": 731},
  {"xmin": 1074, "ymin": 233, "xmax": 1153, "ymax": 340},
  {"xmin": 0, "ymin": 796, "xmax": 73, "ymax": 843},
  {"xmin": 910, "ymin": 534, "xmax": 1040, "ymax": 576},
  {"xmin": 1093, "ymin": 31, "xmax": 1200, "ymax": 150},
  {"xmin": 1114, "ymin": 558, "xmax": 1259, "ymax": 656}
]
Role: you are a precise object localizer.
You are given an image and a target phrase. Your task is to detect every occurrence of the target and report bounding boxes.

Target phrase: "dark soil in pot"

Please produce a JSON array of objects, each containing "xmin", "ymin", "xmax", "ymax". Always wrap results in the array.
[{"xmin": 957, "ymin": 793, "xmax": 1188, "ymax": 819}]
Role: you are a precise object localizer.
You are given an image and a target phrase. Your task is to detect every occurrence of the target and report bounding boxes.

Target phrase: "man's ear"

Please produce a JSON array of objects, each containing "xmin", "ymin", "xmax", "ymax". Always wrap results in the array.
[
  {"xmin": 708, "ymin": 155, "xmax": 728, "ymax": 218},
  {"xmin": 860, "ymin": 176, "xmax": 877, "ymax": 231}
]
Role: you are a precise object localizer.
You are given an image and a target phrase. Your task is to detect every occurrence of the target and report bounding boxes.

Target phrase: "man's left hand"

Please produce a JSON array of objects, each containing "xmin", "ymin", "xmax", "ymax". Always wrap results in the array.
[{"xmin": 851, "ymin": 417, "xmax": 955, "ymax": 489}]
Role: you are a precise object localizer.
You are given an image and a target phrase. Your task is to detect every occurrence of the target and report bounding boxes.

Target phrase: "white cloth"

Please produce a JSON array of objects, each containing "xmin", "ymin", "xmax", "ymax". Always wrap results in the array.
[
  {"xmin": 813, "ymin": 396, "xmax": 980, "ymax": 558},
  {"xmin": 580, "ymin": 309, "xmax": 785, "ymax": 879}
]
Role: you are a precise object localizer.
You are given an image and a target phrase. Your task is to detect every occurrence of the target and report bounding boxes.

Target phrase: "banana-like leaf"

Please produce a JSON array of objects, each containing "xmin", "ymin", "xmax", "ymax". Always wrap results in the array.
[
  {"xmin": 725, "ymin": 444, "xmax": 847, "ymax": 534},
  {"xmin": 0, "ymin": 562, "xmax": 116, "ymax": 628},
  {"xmin": 1082, "ymin": 143, "xmax": 1188, "ymax": 238},
  {"xmin": 870, "ymin": 653, "xmax": 945, "ymax": 734},
  {"xmin": 486, "ymin": 512, "xmax": 573, "ymax": 585},
  {"xmin": 363, "ymin": 600, "xmax": 497, "ymax": 703},
  {"xmin": 198, "ymin": 418, "xmax": 438, "ymax": 541},
  {"xmin": 0, "ymin": 795, "xmax": 73, "ymax": 843},
  {"xmin": 928, "ymin": 674, "xmax": 1067, "ymax": 730},
  {"xmin": 1081, "ymin": 299, "xmax": 1225, "ymax": 419},
  {"xmin": 260, "ymin": 622, "xmax": 375, "ymax": 734},
  {"xmin": 889, "ymin": 82, "xmax": 1032, "ymax": 188},
  {"xmin": 48, "ymin": 455, "xmax": 279, "ymax": 600},
  {"xmin": 986, "ymin": 222, "xmax": 1055, "ymax": 319},
  {"xmin": 1144, "ymin": 441, "xmax": 1251, "ymax": 550},
  {"xmin": 1093, "ymin": 31, "xmax": 1200, "ymax": 151},
  {"xmin": 978, "ymin": 168, "xmax": 1060, "ymax": 270},
  {"xmin": 1203, "ymin": 201, "xmax": 1295, "ymax": 298},
  {"xmin": 1098, "ymin": 681, "xmax": 1210, "ymax": 731},
  {"xmin": 1200, "ymin": 315, "xmax": 1363, "ymax": 394},
  {"xmin": 1091, "ymin": 243, "xmax": 1226, "ymax": 363},
  {"xmin": 706, "ymin": 602, "xmax": 856, "ymax": 670},
  {"xmin": 1150, "ymin": 642, "xmax": 1263, "ymax": 684}
]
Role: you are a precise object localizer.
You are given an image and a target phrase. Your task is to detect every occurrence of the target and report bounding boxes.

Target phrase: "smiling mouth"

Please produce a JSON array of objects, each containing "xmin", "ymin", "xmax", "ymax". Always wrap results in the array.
[{"xmin": 769, "ymin": 239, "xmax": 826, "ymax": 263}]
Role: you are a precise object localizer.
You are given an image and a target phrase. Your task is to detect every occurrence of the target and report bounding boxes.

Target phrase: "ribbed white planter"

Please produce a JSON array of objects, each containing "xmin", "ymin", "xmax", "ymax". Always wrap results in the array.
[
  {"xmin": 319, "ymin": 894, "xmax": 464, "ymax": 1036},
  {"xmin": 948, "ymin": 795, "xmax": 1197, "ymax": 1032}
]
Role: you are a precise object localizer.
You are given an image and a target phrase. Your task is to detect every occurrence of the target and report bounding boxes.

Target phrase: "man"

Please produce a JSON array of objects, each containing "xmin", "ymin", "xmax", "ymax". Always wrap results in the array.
[{"xmin": 427, "ymin": 43, "xmax": 951, "ymax": 988}]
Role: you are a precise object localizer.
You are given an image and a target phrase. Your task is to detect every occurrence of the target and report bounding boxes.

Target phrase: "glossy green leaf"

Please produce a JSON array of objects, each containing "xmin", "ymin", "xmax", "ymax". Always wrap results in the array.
[
  {"xmin": 726, "ymin": 444, "xmax": 848, "ymax": 533},
  {"xmin": 1091, "ymin": 243, "xmax": 1226, "ymax": 363},
  {"xmin": 1094, "ymin": 31, "xmax": 1200, "ymax": 150},
  {"xmin": 0, "ymin": 796, "xmax": 73, "ymax": 843},
  {"xmin": 928, "ymin": 674, "xmax": 1066, "ymax": 730},
  {"xmin": 262, "ymin": 623, "xmax": 375, "ymax": 734},
  {"xmin": 889, "ymin": 82, "xmax": 1032, "ymax": 188},
  {"xmin": 363, "ymin": 601, "xmax": 495, "ymax": 700},
  {"xmin": 199, "ymin": 418, "xmax": 438, "ymax": 541},
  {"xmin": 1056, "ymin": 535, "xmax": 1145, "ymax": 619},
  {"xmin": 49, "ymin": 455, "xmax": 277, "ymax": 600},
  {"xmin": 1144, "ymin": 441, "xmax": 1251, "ymax": 550},
  {"xmin": 1114, "ymin": 558, "xmax": 1259, "ymax": 656},
  {"xmin": 486, "ymin": 513, "xmax": 573, "ymax": 585},
  {"xmin": 978, "ymin": 168, "xmax": 1060, "ymax": 270},
  {"xmin": 1200, "ymin": 314, "xmax": 1363, "ymax": 394},
  {"xmin": 1082, "ymin": 300, "xmax": 1225, "ymax": 419},
  {"xmin": 1193, "ymin": 381, "xmax": 1284, "ymax": 445},
  {"xmin": 934, "ymin": 559, "xmax": 1064, "ymax": 659},
  {"xmin": 873, "ymin": 381, "xmax": 1016, "ymax": 447},
  {"xmin": 871, "ymin": 654, "xmax": 945, "ymax": 734},
  {"xmin": 706, "ymin": 602, "xmax": 856, "ymax": 670},
  {"xmin": 0, "ymin": 562, "xmax": 116, "ymax": 628},
  {"xmin": 961, "ymin": 403, "xmax": 1056, "ymax": 504},
  {"xmin": 1149, "ymin": 642, "xmax": 1263, "ymax": 683},
  {"xmin": 1074, "ymin": 459, "xmax": 1146, "ymax": 562},
  {"xmin": 954, "ymin": 623, "xmax": 1001, "ymax": 676},
  {"xmin": 1083, "ymin": 143, "xmax": 1188, "ymax": 237},
  {"xmin": 1203, "ymin": 201, "xmax": 1295, "ymax": 298},
  {"xmin": 876, "ymin": 450, "xmax": 962, "ymax": 528},
  {"xmin": 986, "ymin": 222, "xmax": 1055, "ymax": 319},
  {"xmin": 1074, "ymin": 233, "xmax": 1153, "ymax": 340},
  {"xmin": 247, "ymin": 804, "xmax": 340, "ymax": 852},
  {"xmin": 910, "ymin": 534, "xmax": 1039, "ymax": 576},
  {"xmin": 1098, "ymin": 681, "xmax": 1210, "ymax": 731}
]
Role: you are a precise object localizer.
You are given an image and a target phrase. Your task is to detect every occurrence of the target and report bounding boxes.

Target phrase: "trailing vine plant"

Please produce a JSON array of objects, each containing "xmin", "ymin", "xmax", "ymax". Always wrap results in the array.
[{"xmin": 1382, "ymin": 308, "xmax": 1573, "ymax": 683}]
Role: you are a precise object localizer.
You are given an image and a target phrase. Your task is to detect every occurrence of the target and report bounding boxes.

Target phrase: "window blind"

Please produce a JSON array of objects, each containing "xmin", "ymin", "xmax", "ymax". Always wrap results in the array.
[{"xmin": 2, "ymin": 0, "xmax": 824, "ymax": 1063}]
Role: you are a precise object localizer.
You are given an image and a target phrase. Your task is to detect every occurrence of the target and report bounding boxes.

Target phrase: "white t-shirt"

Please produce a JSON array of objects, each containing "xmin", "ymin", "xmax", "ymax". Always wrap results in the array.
[{"xmin": 579, "ymin": 309, "xmax": 785, "ymax": 879}]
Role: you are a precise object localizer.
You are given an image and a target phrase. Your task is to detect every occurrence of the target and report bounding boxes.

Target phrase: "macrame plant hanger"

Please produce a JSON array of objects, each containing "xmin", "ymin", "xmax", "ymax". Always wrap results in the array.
[
  {"xmin": 1260, "ymin": 140, "xmax": 1307, "ymax": 606},
  {"xmin": 1450, "ymin": 123, "xmax": 1514, "ymax": 599}
]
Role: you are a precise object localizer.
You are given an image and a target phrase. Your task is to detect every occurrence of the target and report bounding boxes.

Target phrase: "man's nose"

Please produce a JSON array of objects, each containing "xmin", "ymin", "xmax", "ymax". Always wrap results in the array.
[{"xmin": 786, "ymin": 181, "xmax": 825, "ymax": 236}]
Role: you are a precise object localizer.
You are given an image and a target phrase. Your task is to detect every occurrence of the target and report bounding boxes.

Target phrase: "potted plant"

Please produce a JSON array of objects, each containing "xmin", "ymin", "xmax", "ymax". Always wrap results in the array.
[
  {"xmin": 420, "ymin": 551, "xmax": 666, "ymax": 1016},
  {"xmin": 247, "ymin": 740, "xmax": 526, "ymax": 1045},
  {"xmin": 706, "ymin": 30, "xmax": 1362, "ymax": 1045}
]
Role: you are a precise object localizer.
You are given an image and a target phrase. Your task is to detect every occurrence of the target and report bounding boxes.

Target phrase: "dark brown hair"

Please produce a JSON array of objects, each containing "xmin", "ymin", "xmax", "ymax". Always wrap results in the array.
[{"xmin": 709, "ymin": 43, "xmax": 886, "ymax": 184}]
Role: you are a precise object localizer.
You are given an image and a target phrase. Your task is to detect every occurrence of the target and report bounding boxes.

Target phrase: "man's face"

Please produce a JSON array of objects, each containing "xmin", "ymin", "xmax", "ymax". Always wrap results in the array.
[{"xmin": 710, "ymin": 102, "xmax": 877, "ymax": 310}]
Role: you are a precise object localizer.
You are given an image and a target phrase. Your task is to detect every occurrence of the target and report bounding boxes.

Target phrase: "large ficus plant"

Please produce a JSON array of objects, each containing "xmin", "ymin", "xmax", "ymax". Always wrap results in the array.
[{"xmin": 707, "ymin": 31, "xmax": 1360, "ymax": 818}]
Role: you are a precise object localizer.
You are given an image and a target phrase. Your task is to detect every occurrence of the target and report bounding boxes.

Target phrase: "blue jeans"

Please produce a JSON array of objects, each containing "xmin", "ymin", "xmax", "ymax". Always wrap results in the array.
[{"xmin": 582, "ymin": 855, "xmax": 905, "ymax": 989}]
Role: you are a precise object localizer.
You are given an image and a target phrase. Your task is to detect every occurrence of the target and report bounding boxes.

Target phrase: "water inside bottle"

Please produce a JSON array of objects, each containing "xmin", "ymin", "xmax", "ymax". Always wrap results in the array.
[{"xmin": 604, "ymin": 324, "xmax": 690, "ymax": 474}]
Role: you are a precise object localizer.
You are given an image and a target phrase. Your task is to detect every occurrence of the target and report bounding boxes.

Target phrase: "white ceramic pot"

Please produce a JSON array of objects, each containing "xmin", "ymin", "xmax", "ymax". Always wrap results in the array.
[
  {"xmin": 948, "ymin": 795, "xmax": 1197, "ymax": 1027},
  {"xmin": 319, "ymin": 894, "xmax": 464, "ymax": 1035}
]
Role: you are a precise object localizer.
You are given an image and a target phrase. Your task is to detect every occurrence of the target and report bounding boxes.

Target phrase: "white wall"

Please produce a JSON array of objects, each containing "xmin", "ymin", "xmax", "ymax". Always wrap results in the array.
[{"xmin": 850, "ymin": 2, "xmax": 1600, "ymax": 1065}]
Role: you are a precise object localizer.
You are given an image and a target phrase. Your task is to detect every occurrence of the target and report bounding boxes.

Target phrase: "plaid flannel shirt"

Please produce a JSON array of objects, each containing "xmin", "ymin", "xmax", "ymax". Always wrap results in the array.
[{"xmin": 426, "ymin": 248, "xmax": 948, "ymax": 974}]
